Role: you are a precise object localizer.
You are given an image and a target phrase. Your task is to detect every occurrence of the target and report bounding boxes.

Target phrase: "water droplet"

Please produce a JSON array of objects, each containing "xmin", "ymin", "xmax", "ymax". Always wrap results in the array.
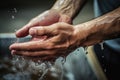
[
  {"xmin": 59, "ymin": 56, "xmax": 66, "ymax": 65},
  {"xmin": 104, "ymin": 68, "xmax": 107, "ymax": 72},
  {"xmin": 16, "ymin": 38, "xmax": 20, "ymax": 42},
  {"xmin": 13, "ymin": 8, "xmax": 17, "ymax": 13},
  {"xmin": 99, "ymin": 41, "xmax": 104, "ymax": 50},
  {"xmin": 35, "ymin": 62, "xmax": 39, "ymax": 66},
  {"xmin": 12, "ymin": 15, "xmax": 15, "ymax": 19},
  {"xmin": 59, "ymin": 0, "xmax": 64, "ymax": 5},
  {"xmin": 14, "ymin": 29, "xmax": 17, "ymax": 32},
  {"xmin": 102, "ymin": 56, "xmax": 104, "ymax": 58}
]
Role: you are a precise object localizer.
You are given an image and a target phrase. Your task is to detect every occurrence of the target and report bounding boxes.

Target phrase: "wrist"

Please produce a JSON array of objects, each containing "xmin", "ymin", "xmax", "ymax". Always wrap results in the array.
[
  {"xmin": 74, "ymin": 23, "xmax": 89, "ymax": 46},
  {"xmin": 74, "ymin": 21, "xmax": 104, "ymax": 46},
  {"xmin": 51, "ymin": 5, "xmax": 73, "ymax": 19},
  {"xmin": 51, "ymin": 0, "xmax": 86, "ymax": 19},
  {"xmin": 50, "ymin": 9, "xmax": 73, "ymax": 24}
]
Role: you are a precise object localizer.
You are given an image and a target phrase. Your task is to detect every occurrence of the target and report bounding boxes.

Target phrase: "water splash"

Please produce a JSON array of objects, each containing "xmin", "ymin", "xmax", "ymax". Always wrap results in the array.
[
  {"xmin": 39, "ymin": 68, "xmax": 49, "ymax": 80},
  {"xmin": 60, "ymin": 56, "xmax": 66, "ymax": 65},
  {"xmin": 60, "ymin": 57, "xmax": 65, "ymax": 80},
  {"xmin": 11, "ymin": 55, "xmax": 67, "ymax": 80},
  {"xmin": 11, "ymin": 29, "xmax": 67, "ymax": 80}
]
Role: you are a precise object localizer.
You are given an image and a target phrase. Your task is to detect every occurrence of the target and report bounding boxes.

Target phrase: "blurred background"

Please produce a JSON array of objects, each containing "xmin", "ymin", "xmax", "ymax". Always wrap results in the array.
[
  {"xmin": 0, "ymin": 0, "xmax": 94, "ymax": 33},
  {"xmin": 0, "ymin": 0, "xmax": 98, "ymax": 80}
]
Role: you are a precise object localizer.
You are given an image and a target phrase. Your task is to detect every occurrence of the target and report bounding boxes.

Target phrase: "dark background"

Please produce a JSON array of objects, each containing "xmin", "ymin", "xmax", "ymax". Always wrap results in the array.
[{"xmin": 0, "ymin": 0, "xmax": 93, "ymax": 33}]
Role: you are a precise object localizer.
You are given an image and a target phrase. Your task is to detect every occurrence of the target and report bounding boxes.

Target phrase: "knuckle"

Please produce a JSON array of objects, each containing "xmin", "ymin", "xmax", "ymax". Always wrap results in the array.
[
  {"xmin": 46, "ymin": 43, "xmax": 54, "ymax": 49},
  {"xmin": 22, "ymin": 51, "xmax": 30, "ymax": 56}
]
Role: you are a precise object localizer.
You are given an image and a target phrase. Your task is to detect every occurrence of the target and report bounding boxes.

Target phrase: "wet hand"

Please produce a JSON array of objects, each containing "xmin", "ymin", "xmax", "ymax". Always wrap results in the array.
[
  {"xmin": 16, "ymin": 9, "xmax": 72, "ymax": 38},
  {"xmin": 10, "ymin": 22, "xmax": 78, "ymax": 60}
]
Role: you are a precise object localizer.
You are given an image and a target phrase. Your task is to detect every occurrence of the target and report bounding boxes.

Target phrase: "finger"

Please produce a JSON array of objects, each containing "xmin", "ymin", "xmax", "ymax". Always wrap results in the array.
[
  {"xmin": 31, "ymin": 35, "xmax": 47, "ymax": 41},
  {"xmin": 16, "ymin": 22, "xmax": 39, "ymax": 38},
  {"xmin": 16, "ymin": 10, "xmax": 60, "ymax": 38},
  {"xmin": 9, "ymin": 34, "xmax": 61, "ymax": 51},
  {"xmin": 11, "ymin": 49, "xmax": 56, "ymax": 57},
  {"xmin": 9, "ymin": 40, "xmax": 52, "ymax": 51},
  {"xmin": 29, "ymin": 26, "xmax": 57, "ymax": 36}
]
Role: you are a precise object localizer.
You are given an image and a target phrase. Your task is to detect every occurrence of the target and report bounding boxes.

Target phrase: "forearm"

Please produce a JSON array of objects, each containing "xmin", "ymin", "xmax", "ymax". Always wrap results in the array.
[
  {"xmin": 51, "ymin": 0, "xmax": 87, "ymax": 19},
  {"xmin": 75, "ymin": 7, "xmax": 120, "ymax": 46}
]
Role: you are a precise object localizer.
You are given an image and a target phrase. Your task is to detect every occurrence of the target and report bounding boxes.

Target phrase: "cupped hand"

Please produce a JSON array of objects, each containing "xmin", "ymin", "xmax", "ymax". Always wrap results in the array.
[
  {"xmin": 10, "ymin": 9, "xmax": 72, "ymax": 61},
  {"xmin": 10, "ymin": 22, "xmax": 79, "ymax": 60},
  {"xmin": 16, "ymin": 9, "xmax": 72, "ymax": 38}
]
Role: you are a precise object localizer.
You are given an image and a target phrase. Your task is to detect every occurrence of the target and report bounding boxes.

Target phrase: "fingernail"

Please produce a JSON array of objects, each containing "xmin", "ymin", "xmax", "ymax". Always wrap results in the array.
[{"xmin": 29, "ymin": 28, "xmax": 36, "ymax": 35}]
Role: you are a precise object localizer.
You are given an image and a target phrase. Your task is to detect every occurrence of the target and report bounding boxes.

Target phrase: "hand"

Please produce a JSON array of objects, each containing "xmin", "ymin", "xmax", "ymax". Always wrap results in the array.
[
  {"xmin": 16, "ymin": 9, "xmax": 72, "ymax": 38},
  {"xmin": 10, "ymin": 22, "xmax": 80, "ymax": 60},
  {"xmin": 10, "ymin": 9, "xmax": 72, "ymax": 61}
]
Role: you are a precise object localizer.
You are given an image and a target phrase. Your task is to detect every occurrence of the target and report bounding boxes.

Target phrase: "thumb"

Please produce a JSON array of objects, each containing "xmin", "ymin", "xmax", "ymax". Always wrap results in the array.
[
  {"xmin": 16, "ymin": 22, "xmax": 38, "ymax": 37},
  {"xmin": 29, "ymin": 26, "xmax": 54, "ymax": 36}
]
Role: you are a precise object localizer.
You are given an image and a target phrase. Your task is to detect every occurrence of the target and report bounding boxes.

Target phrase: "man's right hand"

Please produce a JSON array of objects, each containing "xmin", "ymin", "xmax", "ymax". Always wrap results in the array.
[{"xmin": 16, "ymin": 9, "xmax": 72, "ymax": 38}]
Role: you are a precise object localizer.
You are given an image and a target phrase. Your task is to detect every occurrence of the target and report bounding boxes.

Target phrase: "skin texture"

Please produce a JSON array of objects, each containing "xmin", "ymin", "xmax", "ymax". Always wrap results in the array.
[
  {"xmin": 10, "ymin": 23, "xmax": 75, "ymax": 55},
  {"xmin": 16, "ymin": 0, "xmax": 85, "ymax": 38},
  {"xmin": 78, "ymin": 7, "xmax": 120, "ymax": 46},
  {"xmin": 15, "ymin": 9, "xmax": 72, "ymax": 38},
  {"xmin": 9, "ymin": 0, "xmax": 120, "ymax": 60},
  {"xmin": 51, "ymin": 0, "xmax": 86, "ymax": 19},
  {"xmin": 9, "ymin": 0, "xmax": 86, "ymax": 60}
]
